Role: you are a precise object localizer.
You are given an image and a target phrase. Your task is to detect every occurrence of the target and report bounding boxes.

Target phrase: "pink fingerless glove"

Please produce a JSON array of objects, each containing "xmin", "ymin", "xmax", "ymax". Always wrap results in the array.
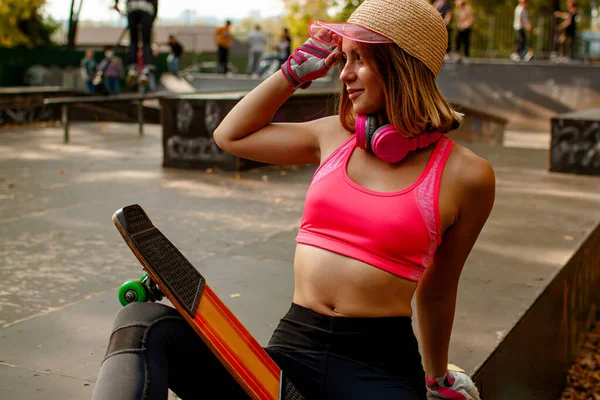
[
  {"xmin": 426, "ymin": 371, "xmax": 481, "ymax": 400},
  {"xmin": 280, "ymin": 38, "xmax": 337, "ymax": 90}
]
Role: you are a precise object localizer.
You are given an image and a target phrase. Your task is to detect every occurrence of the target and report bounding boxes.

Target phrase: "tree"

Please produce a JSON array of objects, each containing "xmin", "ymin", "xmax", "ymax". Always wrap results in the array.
[
  {"xmin": 282, "ymin": 0, "xmax": 336, "ymax": 47},
  {"xmin": 66, "ymin": 0, "xmax": 84, "ymax": 49},
  {"xmin": 0, "ymin": 0, "xmax": 59, "ymax": 47}
]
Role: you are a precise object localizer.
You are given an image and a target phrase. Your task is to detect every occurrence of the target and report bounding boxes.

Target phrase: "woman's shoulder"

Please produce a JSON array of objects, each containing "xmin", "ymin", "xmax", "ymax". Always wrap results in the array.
[
  {"xmin": 307, "ymin": 115, "xmax": 351, "ymax": 152},
  {"xmin": 302, "ymin": 114, "xmax": 341, "ymax": 133},
  {"xmin": 446, "ymin": 143, "xmax": 496, "ymax": 196}
]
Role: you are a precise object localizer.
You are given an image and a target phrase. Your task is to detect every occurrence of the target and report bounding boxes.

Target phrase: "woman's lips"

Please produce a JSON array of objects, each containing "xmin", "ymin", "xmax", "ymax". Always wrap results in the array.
[{"xmin": 348, "ymin": 89, "xmax": 364, "ymax": 100}]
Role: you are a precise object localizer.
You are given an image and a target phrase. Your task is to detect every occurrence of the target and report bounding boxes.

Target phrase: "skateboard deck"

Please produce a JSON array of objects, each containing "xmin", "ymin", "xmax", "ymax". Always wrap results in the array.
[
  {"xmin": 113, "ymin": 204, "xmax": 303, "ymax": 400},
  {"xmin": 159, "ymin": 72, "xmax": 196, "ymax": 93}
]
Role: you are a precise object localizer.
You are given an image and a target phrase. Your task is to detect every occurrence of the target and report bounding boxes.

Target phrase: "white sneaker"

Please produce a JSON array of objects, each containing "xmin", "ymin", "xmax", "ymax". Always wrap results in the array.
[
  {"xmin": 138, "ymin": 73, "xmax": 149, "ymax": 87},
  {"xmin": 126, "ymin": 69, "xmax": 138, "ymax": 87},
  {"xmin": 523, "ymin": 51, "xmax": 534, "ymax": 62},
  {"xmin": 510, "ymin": 53, "xmax": 521, "ymax": 62},
  {"xmin": 92, "ymin": 73, "xmax": 102, "ymax": 86}
]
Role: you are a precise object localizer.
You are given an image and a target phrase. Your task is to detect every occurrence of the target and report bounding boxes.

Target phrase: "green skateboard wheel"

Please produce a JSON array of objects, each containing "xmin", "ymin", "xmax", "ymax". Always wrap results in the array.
[{"xmin": 118, "ymin": 280, "xmax": 148, "ymax": 306}]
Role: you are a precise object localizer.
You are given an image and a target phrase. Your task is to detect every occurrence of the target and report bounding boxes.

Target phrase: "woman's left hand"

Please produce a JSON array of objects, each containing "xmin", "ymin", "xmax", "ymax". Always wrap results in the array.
[
  {"xmin": 426, "ymin": 371, "xmax": 481, "ymax": 400},
  {"xmin": 280, "ymin": 32, "xmax": 341, "ymax": 90}
]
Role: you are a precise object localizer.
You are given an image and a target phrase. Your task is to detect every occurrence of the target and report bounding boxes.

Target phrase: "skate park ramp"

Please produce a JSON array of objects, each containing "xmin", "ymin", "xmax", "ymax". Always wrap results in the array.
[{"xmin": 436, "ymin": 61, "xmax": 600, "ymax": 131}]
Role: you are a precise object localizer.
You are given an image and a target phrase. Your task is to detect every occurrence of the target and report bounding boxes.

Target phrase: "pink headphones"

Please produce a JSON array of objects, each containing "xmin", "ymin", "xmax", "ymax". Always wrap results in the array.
[{"xmin": 355, "ymin": 115, "xmax": 443, "ymax": 163}]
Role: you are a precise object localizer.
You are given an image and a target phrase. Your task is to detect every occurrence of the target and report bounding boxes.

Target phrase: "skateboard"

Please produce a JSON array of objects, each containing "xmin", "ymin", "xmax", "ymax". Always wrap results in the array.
[
  {"xmin": 159, "ymin": 72, "xmax": 196, "ymax": 93},
  {"xmin": 113, "ymin": 204, "xmax": 303, "ymax": 400}
]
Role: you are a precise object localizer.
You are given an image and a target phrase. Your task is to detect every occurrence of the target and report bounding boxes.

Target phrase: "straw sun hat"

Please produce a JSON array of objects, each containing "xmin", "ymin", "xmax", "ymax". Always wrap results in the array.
[{"xmin": 309, "ymin": 0, "xmax": 448, "ymax": 76}]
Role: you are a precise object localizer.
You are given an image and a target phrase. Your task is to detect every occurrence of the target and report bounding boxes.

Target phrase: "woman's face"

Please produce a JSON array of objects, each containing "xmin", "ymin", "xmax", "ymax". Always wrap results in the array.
[{"xmin": 339, "ymin": 39, "xmax": 385, "ymax": 116}]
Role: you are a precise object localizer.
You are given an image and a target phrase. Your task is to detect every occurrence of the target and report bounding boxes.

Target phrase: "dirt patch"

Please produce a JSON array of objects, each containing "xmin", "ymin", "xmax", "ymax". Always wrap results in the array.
[{"xmin": 560, "ymin": 320, "xmax": 600, "ymax": 399}]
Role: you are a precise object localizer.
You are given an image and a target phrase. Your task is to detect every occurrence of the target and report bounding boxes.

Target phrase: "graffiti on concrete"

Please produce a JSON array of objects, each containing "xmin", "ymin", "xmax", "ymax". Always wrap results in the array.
[
  {"xmin": 166, "ymin": 135, "xmax": 226, "ymax": 161},
  {"xmin": 0, "ymin": 106, "xmax": 54, "ymax": 126},
  {"xmin": 551, "ymin": 120, "xmax": 600, "ymax": 171},
  {"xmin": 204, "ymin": 100, "xmax": 221, "ymax": 135},
  {"xmin": 176, "ymin": 100, "xmax": 194, "ymax": 135},
  {"xmin": 167, "ymin": 99, "xmax": 228, "ymax": 162}
]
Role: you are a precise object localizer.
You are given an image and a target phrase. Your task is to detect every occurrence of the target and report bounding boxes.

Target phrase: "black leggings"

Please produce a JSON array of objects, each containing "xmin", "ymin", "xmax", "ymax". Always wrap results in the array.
[
  {"xmin": 127, "ymin": 10, "xmax": 155, "ymax": 70},
  {"xmin": 92, "ymin": 302, "xmax": 426, "ymax": 399},
  {"xmin": 455, "ymin": 28, "xmax": 471, "ymax": 57},
  {"xmin": 218, "ymin": 46, "xmax": 229, "ymax": 74},
  {"xmin": 514, "ymin": 29, "xmax": 527, "ymax": 56}
]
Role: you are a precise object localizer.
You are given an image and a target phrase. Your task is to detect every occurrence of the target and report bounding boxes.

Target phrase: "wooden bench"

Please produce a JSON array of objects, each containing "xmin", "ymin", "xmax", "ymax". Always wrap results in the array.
[{"xmin": 43, "ymin": 92, "xmax": 169, "ymax": 143}]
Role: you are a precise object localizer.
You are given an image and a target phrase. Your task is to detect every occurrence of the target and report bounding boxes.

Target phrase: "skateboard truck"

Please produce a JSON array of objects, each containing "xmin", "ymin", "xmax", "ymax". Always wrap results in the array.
[
  {"xmin": 141, "ymin": 273, "xmax": 164, "ymax": 301},
  {"xmin": 117, "ymin": 273, "xmax": 166, "ymax": 306}
]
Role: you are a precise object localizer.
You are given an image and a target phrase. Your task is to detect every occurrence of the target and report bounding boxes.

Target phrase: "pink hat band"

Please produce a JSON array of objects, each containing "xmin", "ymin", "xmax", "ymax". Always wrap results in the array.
[{"xmin": 309, "ymin": 21, "xmax": 394, "ymax": 46}]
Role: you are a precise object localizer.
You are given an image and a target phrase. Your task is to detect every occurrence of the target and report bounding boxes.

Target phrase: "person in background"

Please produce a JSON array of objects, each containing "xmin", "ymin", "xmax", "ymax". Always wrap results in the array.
[
  {"xmin": 136, "ymin": 43, "xmax": 156, "ymax": 92},
  {"xmin": 554, "ymin": 0, "xmax": 578, "ymax": 61},
  {"xmin": 80, "ymin": 49, "xmax": 97, "ymax": 94},
  {"xmin": 215, "ymin": 20, "xmax": 233, "ymax": 74},
  {"xmin": 454, "ymin": 0, "xmax": 474, "ymax": 63},
  {"xmin": 113, "ymin": 0, "xmax": 158, "ymax": 88},
  {"xmin": 511, "ymin": 0, "xmax": 534, "ymax": 62},
  {"xmin": 434, "ymin": 0, "xmax": 453, "ymax": 58},
  {"xmin": 245, "ymin": 24, "xmax": 268, "ymax": 78},
  {"xmin": 277, "ymin": 27, "xmax": 292, "ymax": 67},
  {"xmin": 96, "ymin": 48, "xmax": 124, "ymax": 95},
  {"xmin": 167, "ymin": 34, "xmax": 184, "ymax": 74}
]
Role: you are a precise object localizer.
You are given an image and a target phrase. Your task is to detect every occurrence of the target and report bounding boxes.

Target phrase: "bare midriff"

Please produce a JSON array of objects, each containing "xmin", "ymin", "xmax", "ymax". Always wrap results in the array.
[{"xmin": 292, "ymin": 243, "xmax": 418, "ymax": 318}]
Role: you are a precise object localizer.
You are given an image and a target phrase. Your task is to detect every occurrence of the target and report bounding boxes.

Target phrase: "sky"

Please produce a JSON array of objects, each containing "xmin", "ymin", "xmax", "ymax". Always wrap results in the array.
[{"xmin": 43, "ymin": 0, "xmax": 286, "ymax": 22}]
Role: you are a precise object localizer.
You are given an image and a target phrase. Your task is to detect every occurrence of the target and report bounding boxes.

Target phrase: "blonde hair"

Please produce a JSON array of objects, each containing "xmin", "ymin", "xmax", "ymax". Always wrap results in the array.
[{"xmin": 338, "ymin": 42, "xmax": 461, "ymax": 138}]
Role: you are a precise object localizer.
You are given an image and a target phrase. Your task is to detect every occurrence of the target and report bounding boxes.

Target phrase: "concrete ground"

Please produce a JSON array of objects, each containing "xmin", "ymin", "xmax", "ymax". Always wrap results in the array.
[{"xmin": 1, "ymin": 122, "xmax": 600, "ymax": 399}]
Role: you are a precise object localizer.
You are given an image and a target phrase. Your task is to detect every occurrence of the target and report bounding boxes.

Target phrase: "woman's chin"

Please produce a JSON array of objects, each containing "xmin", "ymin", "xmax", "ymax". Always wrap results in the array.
[
  {"xmin": 352, "ymin": 103, "xmax": 375, "ymax": 116},
  {"xmin": 352, "ymin": 103, "xmax": 368, "ymax": 115}
]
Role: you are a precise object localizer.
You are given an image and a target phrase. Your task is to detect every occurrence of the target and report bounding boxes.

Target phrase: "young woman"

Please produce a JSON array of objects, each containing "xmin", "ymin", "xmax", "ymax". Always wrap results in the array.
[
  {"xmin": 455, "ymin": 0, "xmax": 475, "ymax": 63},
  {"xmin": 91, "ymin": 0, "xmax": 494, "ymax": 399},
  {"xmin": 277, "ymin": 27, "xmax": 292, "ymax": 67},
  {"xmin": 554, "ymin": 0, "xmax": 578, "ymax": 61}
]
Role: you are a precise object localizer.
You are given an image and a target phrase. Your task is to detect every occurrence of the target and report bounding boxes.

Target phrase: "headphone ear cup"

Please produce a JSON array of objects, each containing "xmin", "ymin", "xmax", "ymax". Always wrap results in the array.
[
  {"xmin": 365, "ymin": 115, "xmax": 379, "ymax": 152},
  {"xmin": 355, "ymin": 114, "xmax": 368, "ymax": 150},
  {"xmin": 371, "ymin": 125, "xmax": 410, "ymax": 164}
]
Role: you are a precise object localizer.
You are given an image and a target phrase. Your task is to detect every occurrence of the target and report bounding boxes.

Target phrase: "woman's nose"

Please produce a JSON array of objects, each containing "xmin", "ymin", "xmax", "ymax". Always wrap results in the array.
[{"xmin": 339, "ymin": 62, "xmax": 355, "ymax": 84}]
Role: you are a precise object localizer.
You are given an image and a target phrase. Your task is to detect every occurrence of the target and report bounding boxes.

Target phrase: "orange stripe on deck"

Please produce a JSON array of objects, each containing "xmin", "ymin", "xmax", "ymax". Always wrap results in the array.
[
  {"xmin": 194, "ymin": 289, "xmax": 280, "ymax": 400},
  {"xmin": 205, "ymin": 286, "xmax": 280, "ymax": 376},
  {"xmin": 196, "ymin": 316, "xmax": 275, "ymax": 399}
]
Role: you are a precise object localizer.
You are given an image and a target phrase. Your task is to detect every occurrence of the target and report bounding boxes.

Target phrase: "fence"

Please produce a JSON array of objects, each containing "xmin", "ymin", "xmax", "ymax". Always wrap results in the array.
[{"xmin": 459, "ymin": 11, "xmax": 592, "ymax": 59}]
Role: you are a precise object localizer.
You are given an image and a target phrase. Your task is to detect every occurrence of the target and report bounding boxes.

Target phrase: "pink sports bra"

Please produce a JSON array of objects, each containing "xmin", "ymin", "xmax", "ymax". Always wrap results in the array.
[{"xmin": 296, "ymin": 134, "xmax": 454, "ymax": 282}]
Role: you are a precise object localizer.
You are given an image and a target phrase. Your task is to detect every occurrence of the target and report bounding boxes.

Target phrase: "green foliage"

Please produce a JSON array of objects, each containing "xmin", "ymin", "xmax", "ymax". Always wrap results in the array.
[
  {"xmin": 331, "ymin": 0, "xmax": 363, "ymax": 21},
  {"xmin": 0, "ymin": 0, "xmax": 59, "ymax": 47},
  {"xmin": 282, "ymin": 0, "xmax": 337, "ymax": 47}
]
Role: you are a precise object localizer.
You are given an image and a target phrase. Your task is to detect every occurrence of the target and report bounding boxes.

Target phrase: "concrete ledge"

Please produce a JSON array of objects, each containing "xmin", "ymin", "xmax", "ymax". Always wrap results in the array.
[
  {"xmin": 450, "ymin": 101, "xmax": 508, "ymax": 145},
  {"xmin": 0, "ymin": 87, "xmax": 82, "ymax": 127},
  {"xmin": 473, "ymin": 221, "xmax": 600, "ymax": 398}
]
